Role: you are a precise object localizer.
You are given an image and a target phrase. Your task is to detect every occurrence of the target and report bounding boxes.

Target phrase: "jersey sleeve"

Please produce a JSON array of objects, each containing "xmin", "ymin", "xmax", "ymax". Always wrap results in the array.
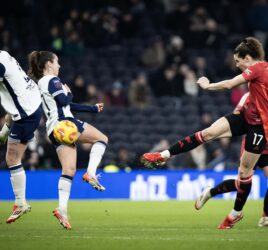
[
  {"xmin": 55, "ymin": 92, "xmax": 73, "ymax": 107},
  {"xmin": 242, "ymin": 64, "xmax": 261, "ymax": 82},
  {"xmin": 0, "ymin": 63, "xmax": 6, "ymax": 78},
  {"xmin": 234, "ymin": 92, "xmax": 249, "ymax": 112},
  {"xmin": 70, "ymin": 103, "xmax": 98, "ymax": 113},
  {"xmin": 48, "ymin": 77, "xmax": 65, "ymax": 97}
]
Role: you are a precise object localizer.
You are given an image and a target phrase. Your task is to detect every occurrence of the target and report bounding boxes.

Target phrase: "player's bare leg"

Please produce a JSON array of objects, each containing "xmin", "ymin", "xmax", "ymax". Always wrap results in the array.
[{"xmin": 54, "ymin": 146, "xmax": 75, "ymax": 229}]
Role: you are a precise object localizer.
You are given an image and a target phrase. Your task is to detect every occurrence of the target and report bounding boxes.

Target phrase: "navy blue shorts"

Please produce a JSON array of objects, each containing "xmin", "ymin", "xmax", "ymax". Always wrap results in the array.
[
  {"xmin": 49, "ymin": 117, "xmax": 86, "ymax": 149},
  {"xmin": 9, "ymin": 105, "xmax": 42, "ymax": 143}
]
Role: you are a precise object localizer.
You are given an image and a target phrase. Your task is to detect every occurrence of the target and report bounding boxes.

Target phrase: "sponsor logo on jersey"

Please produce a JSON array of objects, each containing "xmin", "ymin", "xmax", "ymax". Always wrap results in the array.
[{"xmin": 54, "ymin": 80, "xmax": 62, "ymax": 89}]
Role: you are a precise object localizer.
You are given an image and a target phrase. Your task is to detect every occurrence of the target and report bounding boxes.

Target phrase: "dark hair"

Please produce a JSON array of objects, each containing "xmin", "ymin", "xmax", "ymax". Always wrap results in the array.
[
  {"xmin": 234, "ymin": 37, "xmax": 265, "ymax": 61},
  {"xmin": 28, "ymin": 51, "xmax": 55, "ymax": 82}
]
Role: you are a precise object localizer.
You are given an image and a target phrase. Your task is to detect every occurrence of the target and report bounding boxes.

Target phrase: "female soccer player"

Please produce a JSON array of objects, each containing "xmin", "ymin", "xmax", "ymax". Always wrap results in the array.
[
  {"xmin": 142, "ymin": 37, "xmax": 268, "ymax": 229},
  {"xmin": 28, "ymin": 51, "xmax": 108, "ymax": 230},
  {"xmin": 0, "ymin": 50, "xmax": 42, "ymax": 223}
]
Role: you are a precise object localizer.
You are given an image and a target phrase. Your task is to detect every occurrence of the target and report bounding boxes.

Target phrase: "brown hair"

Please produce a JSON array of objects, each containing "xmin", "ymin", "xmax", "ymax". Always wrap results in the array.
[
  {"xmin": 234, "ymin": 37, "xmax": 265, "ymax": 61},
  {"xmin": 28, "ymin": 51, "xmax": 55, "ymax": 82}
]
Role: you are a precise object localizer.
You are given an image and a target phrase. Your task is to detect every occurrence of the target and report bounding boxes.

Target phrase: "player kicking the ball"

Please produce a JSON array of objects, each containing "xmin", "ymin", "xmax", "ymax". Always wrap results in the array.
[{"xmin": 142, "ymin": 37, "xmax": 268, "ymax": 229}]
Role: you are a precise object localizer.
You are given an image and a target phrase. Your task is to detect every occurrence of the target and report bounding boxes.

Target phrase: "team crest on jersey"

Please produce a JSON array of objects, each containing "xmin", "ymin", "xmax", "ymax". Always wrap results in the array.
[
  {"xmin": 53, "ymin": 79, "xmax": 62, "ymax": 89},
  {"xmin": 244, "ymin": 69, "xmax": 252, "ymax": 75}
]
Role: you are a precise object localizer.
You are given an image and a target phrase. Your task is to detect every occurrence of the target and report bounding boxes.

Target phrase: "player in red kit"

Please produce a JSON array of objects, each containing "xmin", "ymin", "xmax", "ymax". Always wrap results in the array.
[
  {"xmin": 142, "ymin": 37, "xmax": 268, "ymax": 229},
  {"xmin": 143, "ymin": 91, "xmax": 268, "ymax": 228},
  {"xmin": 196, "ymin": 37, "xmax": 268, "ymax": 228}
]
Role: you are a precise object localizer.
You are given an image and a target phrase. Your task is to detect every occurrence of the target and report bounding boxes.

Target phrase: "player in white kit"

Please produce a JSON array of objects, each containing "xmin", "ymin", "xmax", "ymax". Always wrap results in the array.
[
  {"xmin": 0, "ymin": 50, "xmax": 42, "ymax": 223},
  {"xmin": 28, "ymin": 51, "xmax": 108, "ymax": 229}
]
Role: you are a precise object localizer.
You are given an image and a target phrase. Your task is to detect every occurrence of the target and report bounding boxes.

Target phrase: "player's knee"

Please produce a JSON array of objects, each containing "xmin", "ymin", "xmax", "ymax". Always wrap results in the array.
[
  {"xmin": 6, "ymin": 152, "xmax": 21, "ymax": 167},
  {"xmin": 240, "ymin": 160, "xmax": 254, "ymax": 170},
  {"xmin": 6, "ymin": 157, "xmax": 15, "ymax": 167},
  {"xmin": 238, "ymin": 165, "xmax": 254, "ymax": 179},
  {"xmin": 96, "ymin": 133, "xmax": 108, "ymax": 145},
  {"xmin": 63, "ymin": 167, "xmax": 76, "ymax": 177},
  {"xmin": 101, "ymin": 134, "xmax": 108, "ymax": 144},
  {"xmin": 202, "ymin": 128, "xmax": 215, "ymax": 141}
]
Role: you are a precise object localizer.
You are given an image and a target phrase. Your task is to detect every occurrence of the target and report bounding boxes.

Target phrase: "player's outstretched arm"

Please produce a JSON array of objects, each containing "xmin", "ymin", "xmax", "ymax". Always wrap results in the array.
[
  {"xmin": 197, "ymin": 75, "xmax": 246, "ymax": 91},
  {"xmin": 69, "ymin": 102, "xmax": 104, "ymax": 113}
]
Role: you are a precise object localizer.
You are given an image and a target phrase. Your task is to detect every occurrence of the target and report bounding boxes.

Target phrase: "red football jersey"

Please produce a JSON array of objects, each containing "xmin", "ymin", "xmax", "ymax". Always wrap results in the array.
[
  {"xmin": 233, "ymin": 92, "xmax": 249, "ymax": 113},
  {"xmin": 233, "ymin": 91, "xmax": 262, "ymax": 125},
  {"xmin": 242, "ymin": 61, "xmax": 268, "ymax": 140}
]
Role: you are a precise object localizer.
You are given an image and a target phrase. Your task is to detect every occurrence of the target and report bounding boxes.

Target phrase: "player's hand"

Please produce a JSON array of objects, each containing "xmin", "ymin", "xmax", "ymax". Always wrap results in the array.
[
  {"xmin": 95, "ymin": 103, "xmax": 104, "ymax": 112},
  {"xmin": 64, "ymin": 84, "xmax": 72, "ymax": 93},
  {"xmin": 197, "ymin": 77, "xmax": 210, "ymax": 89}
]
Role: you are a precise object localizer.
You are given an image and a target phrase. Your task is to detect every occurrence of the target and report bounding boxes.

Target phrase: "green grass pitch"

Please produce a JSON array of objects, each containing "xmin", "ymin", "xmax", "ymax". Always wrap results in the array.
[{"xmin": 0, "ymin": 200, "xmax": 267, "ymax": 250}]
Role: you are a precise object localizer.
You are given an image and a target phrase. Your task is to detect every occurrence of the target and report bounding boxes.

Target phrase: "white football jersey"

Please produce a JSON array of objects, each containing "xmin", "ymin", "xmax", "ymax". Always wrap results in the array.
[
  {"xmin": 0, "ymin": 51, "xmax": 41, "ymax": 121},
  {"xmin": 38, "ymin": 75, "xmax": 73, "ymax": 135}
]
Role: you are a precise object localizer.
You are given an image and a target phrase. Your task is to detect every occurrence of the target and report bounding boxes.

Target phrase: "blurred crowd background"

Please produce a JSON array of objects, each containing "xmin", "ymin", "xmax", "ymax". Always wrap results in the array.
[{"xmin": 0, "ymin": 0, "xmax": 268, "ymax": 171}]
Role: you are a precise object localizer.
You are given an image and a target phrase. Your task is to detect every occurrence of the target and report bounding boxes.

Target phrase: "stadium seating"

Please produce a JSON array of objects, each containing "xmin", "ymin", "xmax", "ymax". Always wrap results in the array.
[{"xmin": 0, "ymin": 0, "xmax": 247, "ymax": 170}]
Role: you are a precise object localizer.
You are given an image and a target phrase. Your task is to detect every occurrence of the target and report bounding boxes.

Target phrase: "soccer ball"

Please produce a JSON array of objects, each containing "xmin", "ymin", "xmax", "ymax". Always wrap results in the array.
[{"xmin": 53, "ymin": 120, "xmax": 79, "ymax": 145}]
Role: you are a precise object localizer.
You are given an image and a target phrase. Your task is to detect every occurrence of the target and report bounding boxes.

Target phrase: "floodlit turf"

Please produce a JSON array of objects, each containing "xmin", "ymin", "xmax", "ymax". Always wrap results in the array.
[{"xmin": 0, "ymin": 200, "xmax": 267, "ymax": 250}]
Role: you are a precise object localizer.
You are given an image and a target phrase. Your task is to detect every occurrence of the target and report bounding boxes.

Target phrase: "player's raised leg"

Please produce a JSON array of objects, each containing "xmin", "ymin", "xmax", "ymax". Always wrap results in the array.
[
  {"xmin": 78, "ymin": 123, "xmax": 108, "ymax": 191},
  {"xmin": 142, "ymin": 117, "xmax": 231, "ymax": 168}
]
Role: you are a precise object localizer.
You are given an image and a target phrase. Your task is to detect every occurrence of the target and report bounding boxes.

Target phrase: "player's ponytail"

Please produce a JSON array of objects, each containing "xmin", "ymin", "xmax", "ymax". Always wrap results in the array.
[
  {"xmin": 28, "ymin": 51, "xmax": 55, "ymax": 82},
  {"xmin": 234, "ymin": 37, "xmax": 265, "ymax": 61}
]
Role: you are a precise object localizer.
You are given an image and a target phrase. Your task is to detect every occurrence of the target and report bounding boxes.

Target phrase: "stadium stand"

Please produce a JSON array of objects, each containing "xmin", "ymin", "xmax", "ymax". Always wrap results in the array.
[{"xmin": 0, "ymin": 0, "xmax": 263, "ymax": 170}]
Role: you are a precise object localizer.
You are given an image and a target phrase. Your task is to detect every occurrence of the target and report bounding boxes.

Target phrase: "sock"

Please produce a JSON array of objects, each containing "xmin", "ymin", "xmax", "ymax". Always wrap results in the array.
[
  {"xmin": 58, "ymin": 175, "xmax": 73, "ymax": 214},
  {"xmin": 9, "ymin": 164, "xmax": 26, "ymax": 206},
  {"xmin": 168, "ymin": 131, "xmax": 205, "ymax": 156},
  {"xmin": 160, "ymin": 150, "xmax": 170, "ymax": 159},
  {"xmin": 210, "ymin": 179, "xmax": 237, "ymax": 197},
  {"xmin": 233, "ymin": 175, "xmax": 252, "ymax": 212},
  {"xmin": 229, "ymin": 209, "xmax": 242, "ymax": 219},
  {"xmin": 263, "ymin": 188, "xmax": 268, "ymax": 217},
  {"xmin": 87, "ymin": 141, "xmax": 107, "ymax": 177}
]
